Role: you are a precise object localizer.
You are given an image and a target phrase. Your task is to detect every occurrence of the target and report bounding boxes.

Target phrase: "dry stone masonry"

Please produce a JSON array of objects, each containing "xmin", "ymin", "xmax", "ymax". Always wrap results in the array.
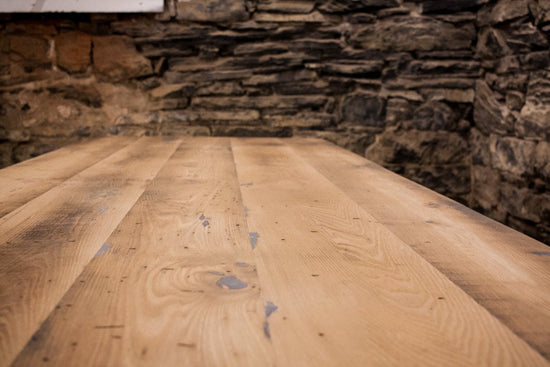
[{"xmin": 0, "ymin": 0, "xmax": 549, "ymax": 244}]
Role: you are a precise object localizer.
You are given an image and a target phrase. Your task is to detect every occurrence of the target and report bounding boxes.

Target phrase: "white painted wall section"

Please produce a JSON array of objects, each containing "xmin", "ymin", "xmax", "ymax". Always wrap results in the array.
[{"xmin": 0, "ymin": 0, "xmax": 164, "ymax": 13}]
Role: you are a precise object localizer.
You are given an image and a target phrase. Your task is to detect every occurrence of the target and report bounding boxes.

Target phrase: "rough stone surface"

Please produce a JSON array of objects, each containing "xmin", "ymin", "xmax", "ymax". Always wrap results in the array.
[
  {"xmin": 176, "ymin": 0, "xmax": 249, "ymax": 23},
  {"xmin": 93, "ymin": 36, "xmax": 152, "ymax": 81},
  {"xmin": 341, "ymin": 94, "xmax": 386, "ymax": 127},
  {"xmin": 55, "ymin": 31, "xmax": 91, "ymax": 73},
  {"xmin": 351, "ymin": 17, "xmax": 475, "ymax": 51},
  {"xmin": 489, "ymin": 135, "xmax": 536, "ymax": 177}
]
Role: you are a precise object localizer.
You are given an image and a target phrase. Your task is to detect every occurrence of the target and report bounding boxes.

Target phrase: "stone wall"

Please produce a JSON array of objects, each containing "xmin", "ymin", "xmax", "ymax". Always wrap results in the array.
[
  {"xmin": 0, "ymin": 0, "xmax": 549, "ymax": 244},
  {"xmin": 473, "ymin": 0, "xmax": 550, "ymax": 243}
]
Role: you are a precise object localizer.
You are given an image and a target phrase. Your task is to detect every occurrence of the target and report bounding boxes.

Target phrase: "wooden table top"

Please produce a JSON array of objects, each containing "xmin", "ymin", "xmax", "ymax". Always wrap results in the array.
[{"xmin": 1, "ymin": 137, "xmax": 549, "ymax": 366}]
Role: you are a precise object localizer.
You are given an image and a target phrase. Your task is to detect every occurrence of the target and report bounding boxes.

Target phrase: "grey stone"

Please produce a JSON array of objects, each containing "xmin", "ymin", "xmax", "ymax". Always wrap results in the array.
[
  {"xmin": 351, "ymin": 17, "xmax": 475, "ymax": 51},
  {"xmin": 407, "ymin": 101, "xmax": 458, "ymax": 131},
  {"xmin": 341, "ymin": 94, "xmax": 386, "ymax": 127}
]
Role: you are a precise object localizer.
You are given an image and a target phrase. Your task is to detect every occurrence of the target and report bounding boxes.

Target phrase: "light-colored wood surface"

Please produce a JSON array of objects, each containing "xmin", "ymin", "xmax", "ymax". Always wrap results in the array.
[
  {"xmin": 1, "ymin": 137, "xmax": 549, "ymax": 366},
  {"xmin": 0, "ymin": 136, "xmax": 133, "ymax": 219},
  {"xmin": 288, "ymin": 138, "xmax": 550, "ymax": 359},
  {"xmin": 0, "ymin": 137, "xmax": 180, "ymax": 366}
]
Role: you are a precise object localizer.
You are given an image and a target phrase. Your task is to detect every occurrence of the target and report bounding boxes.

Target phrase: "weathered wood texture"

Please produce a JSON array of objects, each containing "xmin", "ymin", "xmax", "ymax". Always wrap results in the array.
[{"xmin": 1, "ymin": 137, "xmax": 549, "ymax": 366}]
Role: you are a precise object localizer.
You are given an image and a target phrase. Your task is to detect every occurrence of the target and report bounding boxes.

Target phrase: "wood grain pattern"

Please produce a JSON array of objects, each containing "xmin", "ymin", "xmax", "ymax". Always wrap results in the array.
[
  {"xmin": 230, "ymin": 137, "xmax": 548, "ymax": 367},
  {"xmin": 12, "ymin": 138, "xmax": 275, "ymax": 367},
  {"xmin": 1, "ymin": 137, "xmax": 549, "ymax": 367},
  {"xmin": 0, "ymin": 137, "xmax": 181, "ymax": 367},
  {"xmin": 288, "ymin": 137, "xmax": 550, "ymax": 359},
  {"xmin": 0, "ymin": 137, "xmax": 134, "ymax": 218}
]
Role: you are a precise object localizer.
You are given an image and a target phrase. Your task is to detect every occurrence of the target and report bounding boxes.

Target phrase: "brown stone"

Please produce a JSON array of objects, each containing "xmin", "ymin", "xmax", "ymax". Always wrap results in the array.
[
  {"xmin": 93, "ymin": 36, "xmax": 152, "ymax": 82},
  {"xmin": 55, "ymin": 31, "xmax": 91, "ymax": 73},
  {"xmin": 470, "ymin": 128, "xmax": 492, "ymax": 166},
  {"xmin": 499, "ymin": 184, "xmax": 541, "ymax": 222},
  {"xmin": 518, "ymin": 71, "xmax": 550, "ymax": 140},
  {"xmin": 488, "ymin": 0, "xmax": 529, "ymax": 24},
  {"xmin": 365, "ymin": 127, "xmax": 469, "ymax": 165},
  {"xmin": 407, "ymin": 101, "xmax": 458, "ymax": 131},
  {"xmin": 403, "ymin": 60, "xmax": 481, "ymax": 78},
  {"xmin": 385, "ymin": 98, "xmax": 414, "ymax": 126},
  {"xmin": 253, "ymin": 11, "xmax": 327, "ymax": 22},
  {"xmin": 306, "ymin": 61, "xmax": 384, "ymax": 77},
  {"xmin": 176, "ymin": 0, "xmax": 249, "ymax": 23},
  {"xmin": 150, "ymin": 83, "xmax": 195, "ymax": 99},
  {"xmin": 535, "ymin": 141, "xmax": 550, "ymax": 180},
  {"xmin": 420, "ymin": 89, "xmax": 475, "ymax": 104},
  {"xmin": 160, "ymin": 123, "xmax": 211, "ymax": 136},
  {"xmin": 505, "ymin": 91, "xmax": 525, "ymax": 111},
  {"xmin": 421, "ymin": 0, "xmax": 488, "ymax": 14},
  {"xmin": 471, "ymin": 165, "xmax": 501, "ymax": 211},
  {"xmin": 476, "ymin": 27, "xmax": 511, "ymax": 60},
  {"xmin": 351, "ymin": 17, "xmax": 475, "ymax": 51},
  {"xmin": 473, "ymin": 80, "xmax": 513, "ymax": 135},
  {"xmin": 211, "ymin": 125, "xmax": 292, "ymax": 136},
  {"xmin": 9, "ymin": 35, "xmax": 50, "ymax": 69},
  {"xmin": 402, "ymin": 165, "xmax": 471, "ymax": 199},
  {"xmin": 191, "ymin": 95, "xmax": 329, "ymax": 110},
  {"xmin": 256, "ymin": 1, "xmax": 315, "ymax": 14},
  {"xmin": 318, "ymin": 0, "xmax": 399, "ymax": 13},
  {"xmin": 264, "ymin": 112, "xmax": 334, "ymax": 128}
]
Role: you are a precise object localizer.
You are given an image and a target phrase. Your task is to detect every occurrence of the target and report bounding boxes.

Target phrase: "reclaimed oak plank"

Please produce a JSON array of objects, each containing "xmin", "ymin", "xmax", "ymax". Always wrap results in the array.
[
  {"xmin": 288, "ymin": 137, "xmax": 550, "ymax": 360},
  {"xmin": 230, "ymin": 137, "xmax": 549, "ymax": 367},
  {"xmin": 0, "ymin": 137, "xmax": 135, "ymax": 218},
  {"xmin": 12, "ymin": 138, "xmax": 274, "ymax": 367},
  {"xmin": 0, "ymin": 137, "xmax": 181, "ymax": 367}
]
